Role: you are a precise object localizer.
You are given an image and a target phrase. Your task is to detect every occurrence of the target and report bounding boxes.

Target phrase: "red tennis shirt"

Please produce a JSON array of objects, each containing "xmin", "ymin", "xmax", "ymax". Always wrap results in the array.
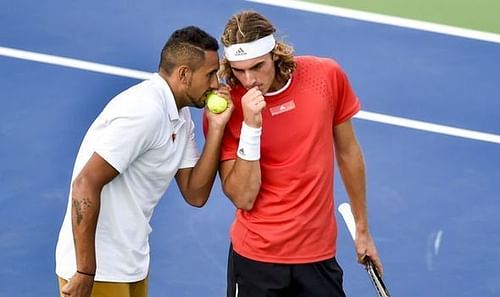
[{"xmin": 205, "ymin": 56, "xmax": 360, "ymax": 263}]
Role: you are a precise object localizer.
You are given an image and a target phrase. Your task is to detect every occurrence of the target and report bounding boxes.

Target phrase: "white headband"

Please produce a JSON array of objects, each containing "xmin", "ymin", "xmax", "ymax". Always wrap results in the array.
[{"xmin": 224, "ymin": 34, "xmax": 276, "ymax": 61}]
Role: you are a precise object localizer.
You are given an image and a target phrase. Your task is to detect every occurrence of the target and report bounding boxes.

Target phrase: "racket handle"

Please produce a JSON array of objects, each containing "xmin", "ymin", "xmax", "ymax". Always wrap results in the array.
[
  {"xmin": 338, "ymin": 203, "xmax": 356, "ymax": 240},
  {"xmin": 339, "ymin": 203, "xmax": 391, "ymax": 297}
]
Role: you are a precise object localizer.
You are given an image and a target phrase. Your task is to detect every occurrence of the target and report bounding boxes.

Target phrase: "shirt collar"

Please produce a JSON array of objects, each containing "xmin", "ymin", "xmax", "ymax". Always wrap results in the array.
[
  {"xmin": 151, "ymin": 73, "xmax": 179, "ymax": 121},
  {"xmin": 265, "ymin": 75, "xmax": 292, "ymax": 97}
]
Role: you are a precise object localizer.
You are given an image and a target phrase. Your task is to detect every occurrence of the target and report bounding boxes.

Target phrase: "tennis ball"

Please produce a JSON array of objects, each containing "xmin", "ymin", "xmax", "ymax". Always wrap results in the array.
[{"xmin": 206, "ymin": 92, "xmax": 228, "ymax": 113}]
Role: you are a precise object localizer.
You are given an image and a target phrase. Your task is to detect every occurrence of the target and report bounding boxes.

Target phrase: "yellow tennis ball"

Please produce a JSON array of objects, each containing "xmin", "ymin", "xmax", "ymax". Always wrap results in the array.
[{"xmin": 206, "ymin": 92, "xmax": 228, "ymax": 113}]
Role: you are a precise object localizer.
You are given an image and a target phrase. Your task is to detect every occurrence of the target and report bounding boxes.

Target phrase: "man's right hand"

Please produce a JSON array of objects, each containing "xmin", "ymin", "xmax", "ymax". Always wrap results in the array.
[
  {"xmin": 241, "ymin": 87, "xmax": 266, "ymax": 128},
  {"xmin": 205, "ymin": 86, "xmax": 234, "ymax": 132},
  {"xmin": 61, "ymin": 273, "xmax": 94, "ymax": 297}
]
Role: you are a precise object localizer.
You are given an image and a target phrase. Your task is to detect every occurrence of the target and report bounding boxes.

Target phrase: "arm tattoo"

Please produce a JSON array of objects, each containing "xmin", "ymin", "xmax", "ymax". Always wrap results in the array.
[{"xmin": 72, "ymin": 198, "xmax": 92, "ymax": 225}]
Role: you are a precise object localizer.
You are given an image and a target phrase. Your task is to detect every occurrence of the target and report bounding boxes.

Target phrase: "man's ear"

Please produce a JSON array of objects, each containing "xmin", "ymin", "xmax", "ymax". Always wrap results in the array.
[
  {"xmin": 272, "ymin": 52, "xmax": 279, "ymax": 62},
  {"xmin": 177, "ymin": 65, "xmax": 192, "ymax": 84}
]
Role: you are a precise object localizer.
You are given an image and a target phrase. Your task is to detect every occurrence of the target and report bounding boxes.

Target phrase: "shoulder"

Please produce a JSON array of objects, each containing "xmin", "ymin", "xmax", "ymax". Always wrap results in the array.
[
  {"xmin": 105, "ymin": 83, "xmax": 165, "ymax": 128},
  {"xmin": 295, "ymin": 55, "xmax": 343, "ymax": 73}
]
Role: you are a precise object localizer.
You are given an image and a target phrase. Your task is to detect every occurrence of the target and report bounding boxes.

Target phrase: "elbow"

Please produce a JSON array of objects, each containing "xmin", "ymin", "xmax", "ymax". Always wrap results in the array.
[
  {"xmin": 71, "ymin": 175, "xmax": 104, "ymax": 206},
  {"xmin": 71, "ymin": 175, "xmax": 93, "ymax": 197},
  {"xmin": 221, "ymin": 174, "xmax": 261, "ymax": 211},
  {"xmin": 189, "ymin": 199, "xmax": 208, "ymax": 208},
  {"xmin": 223, "ymin": 188, "xmax": 258, "ymax": 211},
  {"xmin": 184, "ymin": 195, "xmax": 209, "ymax": 208},
  {"xmin": 236, "ymin": 201, "xmax": 255, "ymax": 211}
]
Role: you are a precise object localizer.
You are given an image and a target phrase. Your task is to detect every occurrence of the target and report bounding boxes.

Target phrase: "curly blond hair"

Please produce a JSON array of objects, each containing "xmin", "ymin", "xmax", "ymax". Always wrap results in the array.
[{"xmin": 219, "ymin": 10, "xmax": 296, "ymax": 87}]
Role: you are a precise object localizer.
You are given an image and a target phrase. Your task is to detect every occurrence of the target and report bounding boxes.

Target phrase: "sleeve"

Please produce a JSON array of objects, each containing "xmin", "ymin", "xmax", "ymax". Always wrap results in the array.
[
  {"xmin": 94, "ymin": 99, "xmax": 161, "ymax": 173},
  {"xmin": 178, "ymin": 114, "xmax": 200, "ymax": 169},
  {"xmin": 327, "ymin": 60, "xmax": 361, "ymax": 125}
]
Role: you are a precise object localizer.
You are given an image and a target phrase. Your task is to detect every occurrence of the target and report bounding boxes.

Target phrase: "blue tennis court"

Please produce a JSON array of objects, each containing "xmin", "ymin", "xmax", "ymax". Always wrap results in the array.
[{"xmin": 1, "ymin": 0, "xmax": 499, "ymax": 296}]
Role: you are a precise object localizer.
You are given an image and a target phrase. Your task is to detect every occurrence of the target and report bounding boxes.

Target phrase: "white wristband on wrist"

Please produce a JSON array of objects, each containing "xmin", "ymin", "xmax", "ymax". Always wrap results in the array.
[{"xmin": 237, "ymin": 122, "xmax": 262, "ymax": 161}]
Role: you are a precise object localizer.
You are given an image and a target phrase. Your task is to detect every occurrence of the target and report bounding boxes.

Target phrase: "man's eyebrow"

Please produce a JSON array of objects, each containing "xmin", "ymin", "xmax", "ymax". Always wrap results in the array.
[{"xmin": 232, "ymin": 61, "xmax": 264, "ymax": 71}]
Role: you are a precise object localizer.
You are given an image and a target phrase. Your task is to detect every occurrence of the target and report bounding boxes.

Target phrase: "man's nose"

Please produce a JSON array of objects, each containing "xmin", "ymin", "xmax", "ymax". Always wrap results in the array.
[{"xmin": 244, "ymin": 71, "xmax": 256, "ymax": 87}]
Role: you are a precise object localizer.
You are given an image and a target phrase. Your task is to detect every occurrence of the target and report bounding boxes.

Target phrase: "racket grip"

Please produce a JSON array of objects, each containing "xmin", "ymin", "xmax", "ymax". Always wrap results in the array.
[{"xmin": 338, "ymin": 203, "xmax": 356, "ymax": 240}]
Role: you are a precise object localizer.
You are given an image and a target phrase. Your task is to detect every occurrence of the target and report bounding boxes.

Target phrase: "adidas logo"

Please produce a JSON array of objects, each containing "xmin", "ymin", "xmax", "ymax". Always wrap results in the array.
[
  {"xmin": 238, "ymin": 148, "xmax": 246, "ymax": 156},
  {"xmin": 234, "ymin": 47, "xmax": 247, "ymax": 56}
]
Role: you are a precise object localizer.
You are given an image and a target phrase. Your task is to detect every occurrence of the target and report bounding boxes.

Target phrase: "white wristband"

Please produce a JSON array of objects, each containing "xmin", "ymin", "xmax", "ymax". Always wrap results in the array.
[{"xmin": 237, "ymin": 122, "xmax": 262, "ymax": 161}]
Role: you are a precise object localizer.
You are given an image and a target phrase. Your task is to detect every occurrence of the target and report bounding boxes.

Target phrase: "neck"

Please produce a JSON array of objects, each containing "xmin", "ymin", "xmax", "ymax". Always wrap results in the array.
[
  {"xmin": 158, "ymin": 68, "xmax": 184, "ymax": 110},
  {"xmin": 268, "ymin": 77, "xmax": 287, "ymax": 93}
]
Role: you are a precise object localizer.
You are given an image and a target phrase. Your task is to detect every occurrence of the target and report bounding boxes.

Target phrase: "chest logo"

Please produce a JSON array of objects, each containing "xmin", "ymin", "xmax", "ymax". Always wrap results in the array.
[{"xmin": 269, "ymin": 100, "xmax": 296, "ymax": 116}]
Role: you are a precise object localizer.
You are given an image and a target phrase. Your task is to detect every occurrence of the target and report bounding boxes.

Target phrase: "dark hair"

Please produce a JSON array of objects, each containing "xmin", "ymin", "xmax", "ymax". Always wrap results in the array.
[
  {"xmin": 219, "ymin": 10, "xmax": 296, "ymax": 86},
  {"xmin": 159, "ymin": 26, "xmax": 219, "ymax": 74}
]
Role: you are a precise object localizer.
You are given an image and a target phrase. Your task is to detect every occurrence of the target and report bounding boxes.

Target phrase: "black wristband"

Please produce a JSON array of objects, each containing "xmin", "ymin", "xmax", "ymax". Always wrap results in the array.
[{"xmin": 77, "ymin": 270, "xmax": 96, "ymax": 277}]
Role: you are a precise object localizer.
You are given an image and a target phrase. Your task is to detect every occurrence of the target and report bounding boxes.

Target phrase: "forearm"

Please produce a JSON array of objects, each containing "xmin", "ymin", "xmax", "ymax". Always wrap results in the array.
[
  {"xmin": 214, "ymin": 88, "xmax": 265, "ymax": 210},
  {"xmin": 222, "ymin": 118, "xmax": 262, "ymax": 210},
  {"xmin": 334, "ymin": 121, "xmax": 381, "ymax": 270},
  {"xmin": 183, "ymin": 128, "xmax": 225, "ymax": 205},
  {"xmin": 222, "ymin": 158, "xmax": 261, "ymax": 210},
  {"xmin": 337, "ymin": 145, "xmax": 368, "ymax": 232},
  {"xmin": 338, "ymin": 151, "xmax": 383, "ymax": 271},
  {"xmin": 71, "ymin": 178, "xmax": 100, "ymax": 274}
]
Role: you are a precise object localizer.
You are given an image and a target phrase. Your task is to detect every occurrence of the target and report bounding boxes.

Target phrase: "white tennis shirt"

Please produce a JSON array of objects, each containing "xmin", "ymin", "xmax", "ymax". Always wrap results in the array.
[{"xmin": 55, "ymin": 73, "xmax": 199, "ymax": 282}]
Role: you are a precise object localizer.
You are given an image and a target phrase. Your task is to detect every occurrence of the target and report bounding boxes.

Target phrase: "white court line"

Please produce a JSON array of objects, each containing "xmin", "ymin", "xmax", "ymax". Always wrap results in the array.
[
  {"xmin": 356, "ymin": 111, "xmax": 500, "ymax": 144},
  {"xmin": 0, "ymin": 46, "xmax": 152, "ymax": 80},
  {"xmin": 1, "ymin": 45, "xmax": 499, "ymax": 144},
  {"xmin": 245, "ymin": 0, "xmax": 500, "ymax": 44}
]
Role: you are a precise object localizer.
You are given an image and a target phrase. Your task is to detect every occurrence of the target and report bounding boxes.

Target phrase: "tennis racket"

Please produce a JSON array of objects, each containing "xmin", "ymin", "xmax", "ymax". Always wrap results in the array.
[{"xmin": 338, "ymin": 203, "xmax": 391, "ymax": 297}]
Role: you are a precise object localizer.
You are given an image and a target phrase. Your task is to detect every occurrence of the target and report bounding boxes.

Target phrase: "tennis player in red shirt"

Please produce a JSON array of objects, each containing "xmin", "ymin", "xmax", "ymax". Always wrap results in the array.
[{"xmin": 205, "ymin": 10, "xmax": 383, "ymax": 297}]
